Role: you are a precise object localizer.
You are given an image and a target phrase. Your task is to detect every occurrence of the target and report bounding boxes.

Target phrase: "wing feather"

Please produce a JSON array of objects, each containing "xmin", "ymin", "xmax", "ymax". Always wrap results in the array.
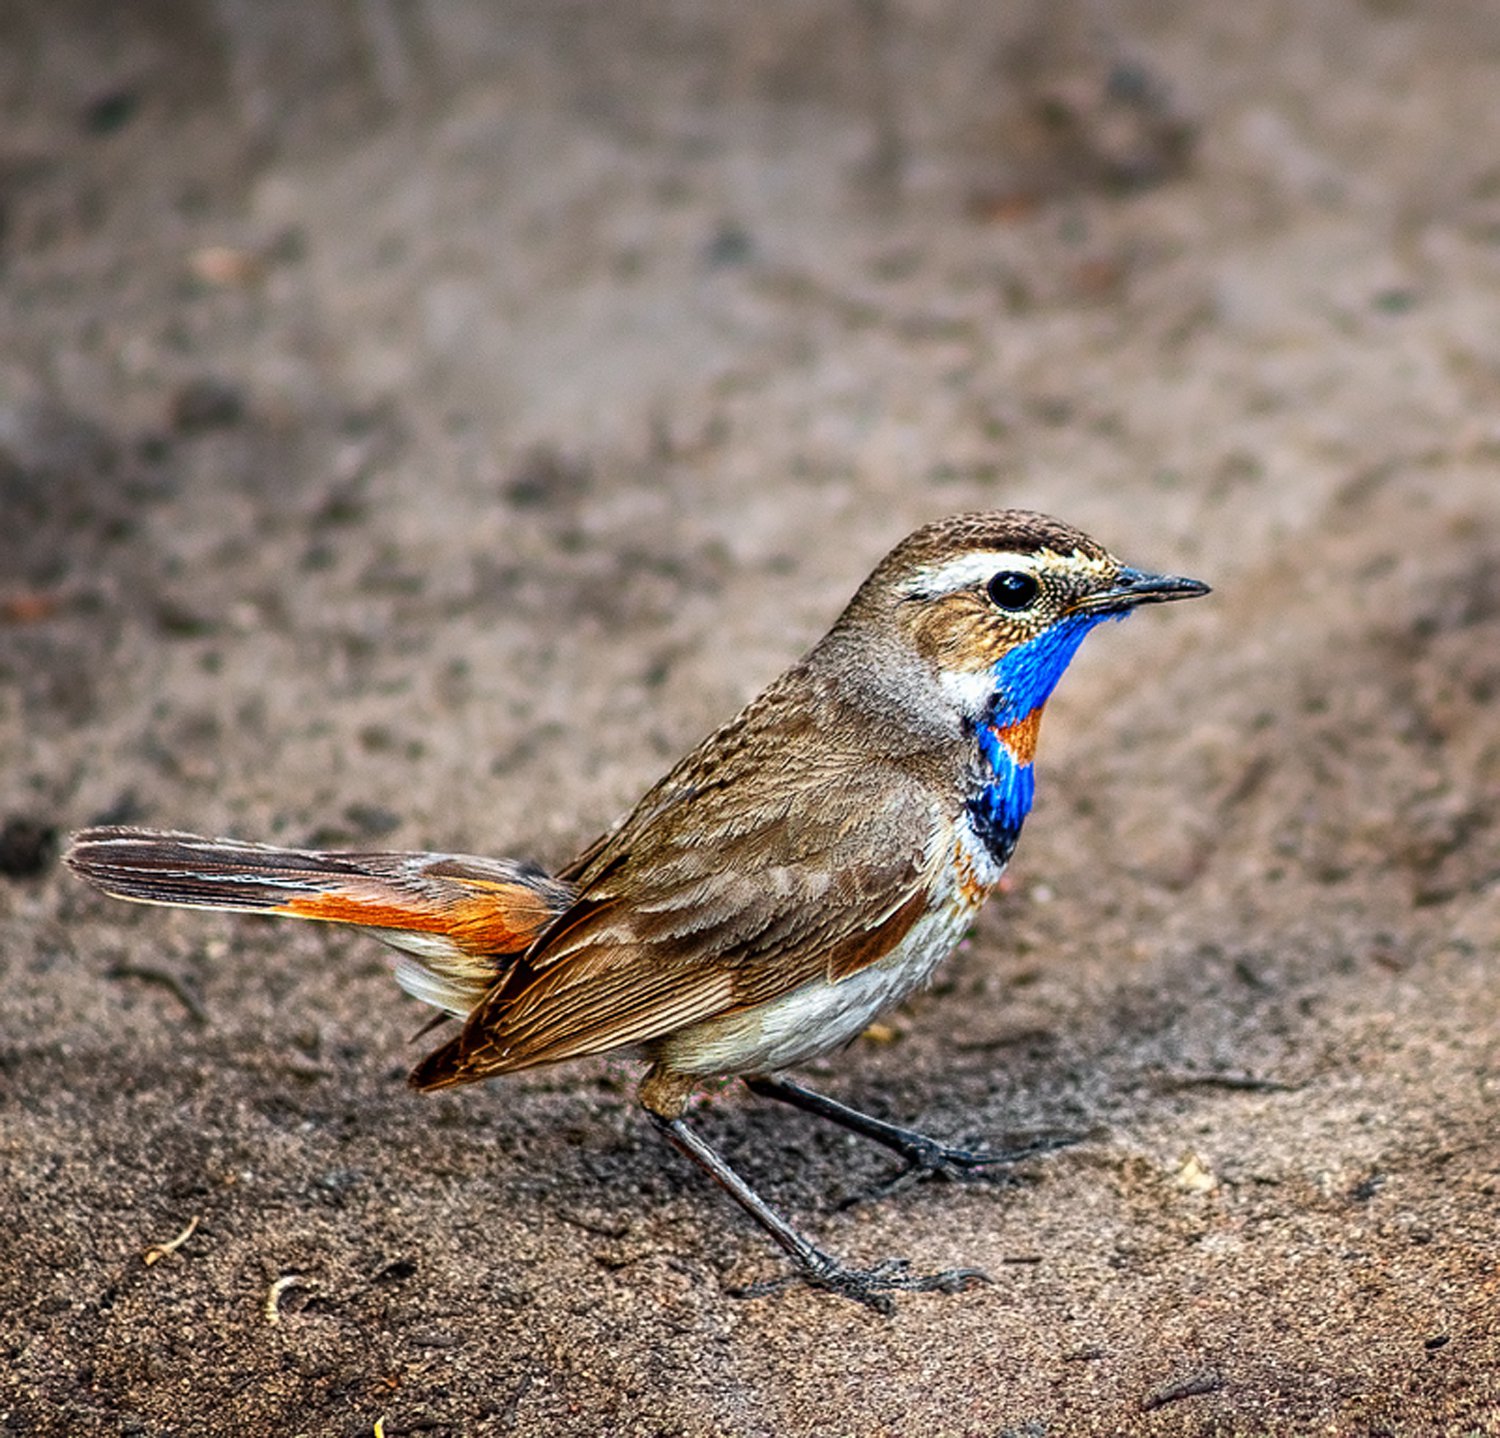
[{"xmin": 411, "ymin": 738, "xmax": 948, "ymax": 1089}]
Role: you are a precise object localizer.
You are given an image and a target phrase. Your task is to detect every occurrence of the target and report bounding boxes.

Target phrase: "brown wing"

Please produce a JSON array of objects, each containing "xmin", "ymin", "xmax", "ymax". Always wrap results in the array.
[{"xmin": 410, "ymin": 674, "xmax": 948, "ymax": 1089}]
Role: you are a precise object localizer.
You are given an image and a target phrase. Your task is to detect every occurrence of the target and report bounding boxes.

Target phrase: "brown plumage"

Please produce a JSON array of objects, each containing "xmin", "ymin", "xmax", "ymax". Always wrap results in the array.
[{"xmin": 67, "ymin": 509, "xmax": 1208, "ymax": 1311}]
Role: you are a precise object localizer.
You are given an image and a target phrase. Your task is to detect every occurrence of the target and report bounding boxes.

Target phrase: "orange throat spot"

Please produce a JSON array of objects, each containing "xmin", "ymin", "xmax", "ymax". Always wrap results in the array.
[{"xmin": 995, "ymin": 705, "xmax": 1044, "ymax": 764}]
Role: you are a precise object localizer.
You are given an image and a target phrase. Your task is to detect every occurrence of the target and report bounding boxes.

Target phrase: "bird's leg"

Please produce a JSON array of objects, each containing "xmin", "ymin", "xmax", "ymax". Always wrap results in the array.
[
  {"xmin": 649, "ymin": 1113, "xmax": 988, "ymax": 1314},
  {"xmin": 743, "ymin": 1074, "xmax": 1080, "ymax": 1201}
]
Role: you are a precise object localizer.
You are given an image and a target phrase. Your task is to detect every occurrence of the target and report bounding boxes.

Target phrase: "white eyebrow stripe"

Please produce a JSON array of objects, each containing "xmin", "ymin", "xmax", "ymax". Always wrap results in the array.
[
  {"xmin": 901, "ymin": 551, "xmax": 1040, "ymax": 597},
  {"xmin": 901, "ymin": 547, "xmax": 1113, "ymax": 598}
]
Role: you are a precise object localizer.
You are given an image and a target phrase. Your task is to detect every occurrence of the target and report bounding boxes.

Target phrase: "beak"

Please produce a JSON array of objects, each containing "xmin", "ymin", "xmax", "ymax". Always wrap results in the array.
[{"xmin": 1073, "ymin": 565, "xmax": 1211, "ymax": 616}]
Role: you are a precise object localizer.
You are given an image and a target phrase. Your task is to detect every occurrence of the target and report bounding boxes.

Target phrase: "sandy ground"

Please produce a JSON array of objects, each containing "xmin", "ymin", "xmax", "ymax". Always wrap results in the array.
[{"xmin": 3, "ymin": 2, "xmax": 1499, "ymax": 1434}]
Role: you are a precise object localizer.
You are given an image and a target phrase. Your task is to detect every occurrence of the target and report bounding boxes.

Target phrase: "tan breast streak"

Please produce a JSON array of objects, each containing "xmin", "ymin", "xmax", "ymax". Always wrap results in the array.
[{"xmin": 952, "ymin": 835, "xmax": 992, "ymax": 909}]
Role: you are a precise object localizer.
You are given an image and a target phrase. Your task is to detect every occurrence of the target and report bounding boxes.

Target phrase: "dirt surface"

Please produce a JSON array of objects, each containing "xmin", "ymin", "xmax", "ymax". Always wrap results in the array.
[{"xmin": 3, "ymin": 3, "xmax": 1499, "ymax": 1434}]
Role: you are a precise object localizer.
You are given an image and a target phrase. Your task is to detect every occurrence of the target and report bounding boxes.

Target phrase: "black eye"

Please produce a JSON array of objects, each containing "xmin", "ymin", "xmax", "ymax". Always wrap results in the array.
[{"xmin": 986, "ymin": 570, "xmax": 1039, "ymax": 610}]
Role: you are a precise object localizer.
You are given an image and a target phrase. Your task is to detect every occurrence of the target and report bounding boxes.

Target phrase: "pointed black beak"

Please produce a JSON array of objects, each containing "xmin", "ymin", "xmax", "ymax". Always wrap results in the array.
[{"xmin": 1073, "ymin": 566, "xmax": 1211, "ymax": 616}]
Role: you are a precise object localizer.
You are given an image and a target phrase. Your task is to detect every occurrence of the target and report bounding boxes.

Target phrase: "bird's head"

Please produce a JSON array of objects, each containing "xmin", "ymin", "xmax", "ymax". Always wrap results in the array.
[{"xmin": 842, "ymin": 510, "xmax": 1209, "ymax": 731}]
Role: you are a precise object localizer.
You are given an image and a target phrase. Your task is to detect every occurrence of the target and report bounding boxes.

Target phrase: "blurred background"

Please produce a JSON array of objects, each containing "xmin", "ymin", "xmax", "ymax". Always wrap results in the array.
[{"xmin": 3, "ymin": 2, "xmax": 1498, "ymax": 1434}]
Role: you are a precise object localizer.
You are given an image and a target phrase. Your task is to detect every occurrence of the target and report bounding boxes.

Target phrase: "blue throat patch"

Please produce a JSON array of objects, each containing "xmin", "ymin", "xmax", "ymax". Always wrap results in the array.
[
  {"xmin": 968, "ymin": 726, "xmax": 1036, "ymax": 865},
  {"xmin": 966, "ymin": 612, "xmax": 1119, "ymax": 864},
  {"xmin": 990, "ymin": 612, "xmax": 1114, "ymax": 726}
]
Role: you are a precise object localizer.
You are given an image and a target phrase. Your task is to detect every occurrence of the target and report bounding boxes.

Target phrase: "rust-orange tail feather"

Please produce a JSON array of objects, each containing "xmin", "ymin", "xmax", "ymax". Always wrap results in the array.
[{"xmin": 66, "ymin": 826, "xmax": 575, "ymax": 1017}]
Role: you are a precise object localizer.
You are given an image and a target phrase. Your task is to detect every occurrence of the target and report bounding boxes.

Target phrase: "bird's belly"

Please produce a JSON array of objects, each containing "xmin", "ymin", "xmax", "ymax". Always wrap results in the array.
[{"xmin": 659, "ymin": 890, "xmax": 982, "ymax": 1077}]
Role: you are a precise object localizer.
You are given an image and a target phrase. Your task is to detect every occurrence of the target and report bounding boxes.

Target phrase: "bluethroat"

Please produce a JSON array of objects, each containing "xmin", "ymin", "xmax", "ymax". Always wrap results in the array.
[{"xmin": 68, "ymin": 510, "xmax": 1208, "ymax": 1311}]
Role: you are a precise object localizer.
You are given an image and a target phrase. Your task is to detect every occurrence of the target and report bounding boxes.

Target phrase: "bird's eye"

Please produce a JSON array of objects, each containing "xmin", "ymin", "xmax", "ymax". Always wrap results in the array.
[{"xmin": 986, "ymin": 570, "xmax": 1040, "ymax": 610}]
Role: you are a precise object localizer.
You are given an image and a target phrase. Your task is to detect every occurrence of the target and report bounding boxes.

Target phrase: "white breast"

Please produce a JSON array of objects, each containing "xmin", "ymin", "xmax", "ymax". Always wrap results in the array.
[{"xmin": 660, "ymin": 852, "xmax": 989, "ymax": 1078}]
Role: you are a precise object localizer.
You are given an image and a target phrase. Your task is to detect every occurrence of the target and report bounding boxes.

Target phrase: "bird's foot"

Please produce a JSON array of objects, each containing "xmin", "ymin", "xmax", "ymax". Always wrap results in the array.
[
  {"xmin": 842, "ymin": 1128, "xmax": 1086, "ymax": 1206},
  {"xmin": 730, "ymin": 1255, "xmax": 991, "ymax": 1316}
]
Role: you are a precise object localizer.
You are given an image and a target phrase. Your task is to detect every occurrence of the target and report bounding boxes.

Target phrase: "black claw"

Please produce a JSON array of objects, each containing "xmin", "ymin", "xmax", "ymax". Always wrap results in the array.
[
  {"xmin": 927, "ymin": 1128, "xmax": 1087, "ymax": 1172},
  {"xmin": 839, "ymin": 1129, "xmax": 1086, "ymax": 1208},
  {"xmin": 725, "ymin": 1272, "xmax": 802, "ymax": 1302},
  {"xmin": 729, "ymin": 1255, "xmax": 992, "ymax": 1313},
  {"xmin": 657, "ymin": 1098, "xmax": 1079, "ymax": 1316}
]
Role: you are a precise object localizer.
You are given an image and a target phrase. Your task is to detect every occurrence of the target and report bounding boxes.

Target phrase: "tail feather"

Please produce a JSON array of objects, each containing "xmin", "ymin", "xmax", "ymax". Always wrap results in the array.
[{"xmin": 66, "ymin": 826, "xmax": 575, "ymax": 1017}]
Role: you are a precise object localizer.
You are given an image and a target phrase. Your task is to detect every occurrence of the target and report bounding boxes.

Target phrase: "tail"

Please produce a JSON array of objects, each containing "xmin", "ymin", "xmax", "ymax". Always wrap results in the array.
[{"xmin": 66, "ymin": 826, "xmax": 575, "ymax": 1018}]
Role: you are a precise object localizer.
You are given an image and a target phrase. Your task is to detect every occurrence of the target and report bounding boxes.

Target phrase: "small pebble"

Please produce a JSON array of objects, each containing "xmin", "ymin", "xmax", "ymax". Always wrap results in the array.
[{"xmin": 0, "ymin": 816, "xmax": 56, "ymax": 877}]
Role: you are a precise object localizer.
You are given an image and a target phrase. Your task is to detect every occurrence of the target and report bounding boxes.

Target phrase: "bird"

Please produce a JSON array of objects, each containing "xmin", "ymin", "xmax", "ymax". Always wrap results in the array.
[{"xmin": 66, "ymin": 509, "xmax": 1208, "ymax": 1312}]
